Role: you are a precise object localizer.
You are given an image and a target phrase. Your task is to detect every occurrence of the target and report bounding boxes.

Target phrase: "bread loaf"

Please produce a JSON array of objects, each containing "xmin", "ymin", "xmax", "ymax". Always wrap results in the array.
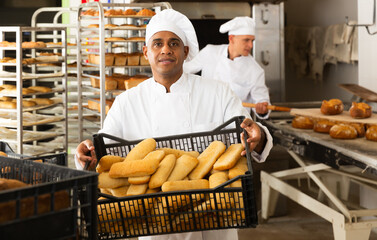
[
  {"xmin": 127, "ymin": 52, "xmax": 140, "ymax": 66},
  {"xmin": 313, "ymin": 120, "xmax": 336, "ymax": 133},
  {"xmin": 125, "ymin": 76, "xmax": 148, "ymax": 89},
  {"xmin": 167, "ymin": 155, "xmax": 198, "ymax": 181},
  {"xmin": 329, "ymin": 124, "xmax": 357, "ymax": 139},
  {"xmin": 213, "ymin": 144, "xmax": 243, "ymax": 170},
  {"xmin": 366, "ymin": 125, "xmax": 377, "ymax": 142},
  {"xmin": 109, "ymin": 185, "xmax": 129, "ymax": 197},
  {"xmin": 149, "ymin": 154, "xmax": 176, "ymax": 189},
  {"xmin": 109, "ymin": 150, "xmax": 165, "ymax": 178},
  {"xmin": 159, "ymin": 147, "xmax": 200, "ymax": 158},
  {"xmin": 189, "ymin": 141, "xmax": 226, "ymax": 180},
  {"xmin": 228, "ymin": 157, "xmax": 248, "ymax": 179},
  {"xmin": 125, "ymin": 138, "xmax": 156, "ymax": 161},
  {"xmin": 128, "ymin": 175, "xmax": 151, "ymax": 185},
  {"xmin": 292, "ymin": 116, "xmax": 314, "ymax": 129},
  {"xmin": 0, "ymin": 101, "xmax": 16, "ymax": 109},
  {"xmin": 114, "ymin": 53, "xmax": 128, "ymax": 66},
  {"xmin": 98, "ymin": 172, "xmax": 129, "ymax": 189},
  {"xmin": 162, "ymin": 179, "xmax": 209, "ymax": 192},
  {"xmin": 30, "ymin": 98, "xmax": 54, "ymax": 105},
  {"xmin": 127, "ymin": 183, "xmax": 148, "ymax": 196},
  {"xmin": 96, "ymin": 155, "xmax": 124, "ymax": 173},
  {"xmin": 349, "ymin": 102, "xmax": 372, "ymax": 119},
  {"xmin": 28, "ymin": 86, "xmax": 52, "ymax": 93},
  {"xmin": 320, "ymin": 99, "xmax": 344, "ymax": 115}
]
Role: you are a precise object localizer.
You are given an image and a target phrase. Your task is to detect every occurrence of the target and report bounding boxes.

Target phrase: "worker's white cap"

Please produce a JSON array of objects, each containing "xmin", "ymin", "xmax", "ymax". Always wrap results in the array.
[
  {"xmin": 146, "ymin": 9, "xmax": 199, "ymax": 61},
  {"xmin": 219, "ymin": 16, "xmax": 256, "ymax": 36}
]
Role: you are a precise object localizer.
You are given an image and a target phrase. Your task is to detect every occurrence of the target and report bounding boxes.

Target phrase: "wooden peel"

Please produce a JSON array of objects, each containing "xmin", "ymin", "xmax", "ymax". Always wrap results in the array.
[{"xmin": 242, "ymin": 102, "xmax": 291, "ymax": 112}]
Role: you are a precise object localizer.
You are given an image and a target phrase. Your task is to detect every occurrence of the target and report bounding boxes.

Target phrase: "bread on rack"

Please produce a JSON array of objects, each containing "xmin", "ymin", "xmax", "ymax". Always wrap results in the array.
[
  {"xmin": 123, "ymin": 9, "xmax": 137, "ymax": 15},
  {"xmin": 349, "ymin": 102, "xmax": 372, "ymax": 119},
  {"xmin": 139, "ymin": 53, "xmax": 149, "ymax": 66},
  {"xmin": 105, "ymin": 24, "xmax": 118, "ymax": 28},
  {"xmin": 88, "ymin": 53, "xmax": 115, "ymax": 66},
  {"xmin": 136, "ymin": 8, "xmax": 156, "ymax": 16},
  {"xmin": 29, "ymin": 98, "xmax": 54, "ymax": 106},
  {"xmin": 87, "ymin": 24, "xmax": 99, "ymax": 28},
  {"xmin": 127, "ymin": 37, "xmax": 146, "ymax": 42},
  {"xmin": 291, "ymin": 116, "xmax": 314, "ymax": 129},
  {"xmin": 90, "ymin": 76, "xmax": 118, "ymax": 90},
  {"xmin": 313, "ymin": 119, "xmax": 336, "ymax": 133},
  {"xmin": 104, "ymin": 9, "xmax": 123, "ymax": 16},
  {"xmin": 0, "ymin": 88, "xmax": 36, "ymax": 95},
  {"xmin": 366, "ymin": 125, "xmax": 377, "ymax": 142},
  {"xmin": 27, "ymin": 86, "xmax": 52, "ymax": 93},
  {"xmin": 329, "ymin": 124, "xmax": 357, "ymax": 139},
  {"xmin": 349, "ymin": 122, "xmax": 366, "ymax": 137},
  {"xmin": 1, "ymin": 84, "xmax": 16, "ymax": 90},
  {"xmin": 127, "ymin": 52, "xmax": 140, "ymax": 66},
  {"xmin": 0, "ymin": 41, "xmax": 16, "ymax": 47},
  {"xmin": 22, "ymin": 41, "xmax": 46, "ymax": 48},
  {"xmin": 0, "ymin": 96, "xmax": 12, "ymax": 101},
  {"xmin": 320, "ymin": 99, "xmax": 344, "ymax": 115},
  {"xmin": 124, "ymin": 75, "xmax": 149, "ymax": 90},
  {"xmin": 114, "ymin": 53, "xmax": 128, "ymax": 66},
  {"xmin": 105, "ymin": 37, "xmax": 126, "ymax": 42},
  {"xmin": 0, "ymin": 101, "xmax": 17, "ymax": 109}
]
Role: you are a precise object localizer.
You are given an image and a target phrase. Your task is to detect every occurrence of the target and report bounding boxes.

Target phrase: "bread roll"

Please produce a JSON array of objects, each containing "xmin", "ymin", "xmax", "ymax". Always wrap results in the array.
[
  {"xmin": 349, "ymin": 102, "xmax": 372, "ymax": 119},
  {"xmin": 329, "ymin": 124, "xmax": 357, "ymax": 139},
  {"xmin": 125, "ymin": 138, "xmax": 156, "ymax": 161},
  {"xmin": 159, "ymin": 147, "xmax": 200, "ymax": 158},
  {"xmin": 228, "ymin": 157, "xmax": 248, "ymax": 179},
  {"xmin": 292, "ymin": 116, "xmax": 314, "ymax": 129},
  {"xmin": 320, "ymin": 99, "xmax": 344, "ymax": 115},
  {"xmin": 349, "ymin": 123, "xmax": 366, "ymax": 137},
  {"xmin": 209, "ymin": 172, "xmax": 228, "ymax": 188},
  {"xmin": 28, "ymin": 86, "xmax": 52, "ymax": 93},
  {"xmin": 128, "ymin": 175, "xmax": 151, "ymax": 185},
  {"xmin": 98, "ymin": 171, "xmax": 129, "ymax": 189},
  {"xmin": 108, "ymin": 185, "xmax": 129, "ymax": 197},
  {"xmin": 136, "ymin": 8, "xmax": 156, "ymax": 16},
  {"xmin": 127, "ymin": 183, "xmax": 148, "ymax": 196},
  {"xmin": 149, "ymin": 154, "xmax": 176, "ymax": 189},
  {"xmin": 99, "ymin": 188, "xmax": 112, "ymax": 195},
  {"xmin": 109, "ymin": 150, "xmax": 165, "ymax": 178},
  {"xmin": 313, "ymin": 120, "xmax": 336, "ymax": 133},
  {"xmin": 366, "ymin": 125, "xmax": 377, "ymax": 142},
  {"xmin": 213, "ymin": 144, "xmax": 243, "ymax": 170},
  {"xmin": 167, "ymin": 155, "xmax": 198, "ymax": 181},
  {"xmin": 124, "ymin": 9, "xmax": 137, "ymax": 15},
  {"xmin": 96, "ymin": 155, "xmax": 124, "ymax": 173},
  {"xmin": 162, "ymin": 179, "xmax": 209, "ymax": 192},
  {"xmin": 189, "ymin": 141, "xmax": 226, "ymax": 180}
]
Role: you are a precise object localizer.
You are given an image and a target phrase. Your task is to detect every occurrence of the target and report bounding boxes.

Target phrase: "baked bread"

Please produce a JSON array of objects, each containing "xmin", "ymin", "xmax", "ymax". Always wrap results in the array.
[
  {"xmin": 349, "ymin": 123, "xmax": 366, "ymax": 137},
  {"xmin": 349, "ymin": 102, "xmax": 372, "ymax": 119},
  {"xmin": 87, "ymin": 24, "xmax": 99, "ymax": 28},
  {"xmin": 213, "ymin": 144, "xmax": 243, "ymax": 170},
  {"xmin": 123, "ymin": 9, "xmax": 137, "ymax": 15},
  {"xmin": 366, "ymin": 125, "xmax": 377, "ymax": 142},
  {"xmin": 329, "ymin": 124, "xmax": 357, "ymax": 139},
  {"xmin": 0, "ymin": 88, "xmax": 36, "ymax": 95},
  {"xmin": 0, "ymin": 96, "xmax": 12, "ymax": 101},
  {"xmin": 96, "ymin": 155, "xmax": 124, "ymax": 173},
  {"xmin": 161, "ymin": 179, "xmax": 209, "ymax": 192},
  {"xmin": 0, "ymin": 151, "xmax": 7, "ymax": 157},
  {"xmin": 88, "ymin": 53, "xmax": 114, "ymax": 66},
  {"xmin": 0, "ymin": 41, "xmax": 16, "ymax": 47},
  {"xmin": 105, "ymin": 37, "xmax": 126, "ymax": 42},
  {"xmin": 22, "ymin": 41, "xmax": 46, "ymax": 48},
  {"xmin": 90, "ymin": 76, "xmax": 118, "ymax": 90},
  {"xmin": 105, "ymin": 24, "xmax": 118, "ymax": 28},
  {"xmin": 127, "ymin": 37, "xmax": 145, "ymax": 42},
  {"xmin": 292, "ymin": 116, "xmax": 314, "ymax": 129},
  {"xmin": 136, "ymin": 8, "xmax": 156, "ymax": 16},
  {"xmin": 127, "ymin": 52, "xmax": 140, "ymax": 66},
  {"xmin": 320, "ymin": 99, "xmax": 344, "ymax": 115},
  {"xmin": 27, "ymin": 86, "xmax": 52, "ymax": 93},
  {"xmin": 313, "ymin": 120, "xmax": 336, "ymax": 133},
  {"xmin": 149, "ymin": 154, "xmax": 176, "ymax": 189},
  {"xmin": 114, "ymin": 53, "xmax": 128, "ymax": 66},
  {"xmin": 139, "ymin": 53, "xmax": 149, "ymax": 66},
  {"xmin": 0, "ymin": 101, "xmax": 16, "ymax": 109}
]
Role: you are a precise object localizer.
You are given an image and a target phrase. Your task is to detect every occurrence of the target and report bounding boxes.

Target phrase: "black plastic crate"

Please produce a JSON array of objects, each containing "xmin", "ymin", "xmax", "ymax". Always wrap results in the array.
[
  {"xmin": 0, "ymin": 141, "xmax": 67, "ymax": 166},
  {"xmin": 93, "ymin": 116, "xmax": 258, "ymax": 239},
  {"xmin": 0, "ymin": 157, "xmax": 98, "ymax": 240}
]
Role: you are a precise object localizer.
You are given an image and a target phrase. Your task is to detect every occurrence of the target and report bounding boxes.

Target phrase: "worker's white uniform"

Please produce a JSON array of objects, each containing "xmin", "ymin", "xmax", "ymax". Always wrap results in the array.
[
  {"xmin": 76, "ymin": 73, "xmax": 273, "ymax": 239},
  {"xmin": 184, "ymin": 44, "xmax": 270, "ymax": 119}
]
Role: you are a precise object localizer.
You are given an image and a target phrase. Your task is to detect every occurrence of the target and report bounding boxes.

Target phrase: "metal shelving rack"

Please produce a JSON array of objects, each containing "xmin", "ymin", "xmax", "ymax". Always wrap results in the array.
[
  {"xmin": 77, "ymin": 2, "xmax": 171, "ymax": 142},
  {"xmin": 0, "ymin": 26, "xmax": 68, "ymax": 155}
]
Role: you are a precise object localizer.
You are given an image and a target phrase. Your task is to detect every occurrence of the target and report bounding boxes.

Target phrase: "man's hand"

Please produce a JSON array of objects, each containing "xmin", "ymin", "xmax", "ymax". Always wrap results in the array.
[
  {"xmin": 240, "ymin": 118, "xmax": 266, "ymax": 156},
  {"xmin": 75, "ymin": 139, "xmax": 97, "ymax": 170},
  {"xmin": 255, "ymin": 102, "xmax": 269, "ymax": 115}
]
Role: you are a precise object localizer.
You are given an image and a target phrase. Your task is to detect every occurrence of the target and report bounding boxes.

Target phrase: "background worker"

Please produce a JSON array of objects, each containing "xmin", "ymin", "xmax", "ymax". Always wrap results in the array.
[
  {"xmin": 184, "ymin": 16, "xmax": 271, "ymax": 119},
  {"xmin": 75, "ymin": 9, "xmax": 273, "ymax": 240}
]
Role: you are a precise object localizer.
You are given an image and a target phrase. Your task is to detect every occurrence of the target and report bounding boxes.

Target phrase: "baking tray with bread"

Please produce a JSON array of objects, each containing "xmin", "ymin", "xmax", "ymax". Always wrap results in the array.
[
  {"xmin": 0, "ymin": 155, "xmax": 98, "ymax": 239},
  {"xmin": 92, "ymin": 116, "xmax": 258, "ymax": 238}
]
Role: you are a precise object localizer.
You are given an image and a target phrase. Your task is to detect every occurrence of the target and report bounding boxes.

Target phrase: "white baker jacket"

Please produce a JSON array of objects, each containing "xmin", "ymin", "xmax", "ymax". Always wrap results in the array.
[
  {"xmin": 75, "ymin": 73, "xmax": 273, "ymax": 240},
  {"xmin": 183, "ymin": 44, "xmax": 271, "ymax": 119}
]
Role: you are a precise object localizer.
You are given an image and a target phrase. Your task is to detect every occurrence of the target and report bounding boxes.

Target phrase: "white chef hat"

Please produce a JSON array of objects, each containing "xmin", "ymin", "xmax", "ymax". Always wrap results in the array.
[
  {"xmin": 219, "ymin": 16, "xmax": 256, "ymax": 36},
  {"xmin": 145, "ymin": 9, "xmax": 199, "ymax": 61}
]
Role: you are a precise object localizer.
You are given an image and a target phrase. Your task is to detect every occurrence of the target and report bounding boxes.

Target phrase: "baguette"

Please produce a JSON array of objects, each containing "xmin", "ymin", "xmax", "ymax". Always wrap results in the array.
[
  {"xmin": 161, "ymin": 179, "xmax": 209, "ymax": 192},
  {"xmin": 159, "ymin": 147, "xmax": 200, "ymax": 158},
  {"xmin": 167, "ymin": 155, "xmax": 198, "ymax": 181},
  {"xmin": 127, "ymin": 183, "xmax": 148, "ymax": 196},
  {"xmin": 109, "ymin": 150, "xmax": 165, "ymax": 178},
  {"xmin": 30, "ymin": 98, "xmax": 54, "ymax": 105},
  {"xmin": 28, "ymin": 86, "xmax": 52, "ymax": 93},
  {"xmin": 188, "ymin": 141, "xmax": 226, "ymax": 180},
  {"xmin": 213, "ymin": 144, "xmax": 243, "ymax": 170},
  {"xmin": 128, "ymin": 175, "xmax": 151, "ymax": 185},
  {"xmin": 96, "ymin": 155, "xmax": 125, "ymax": 173},
  {"xmin": 125, "ymin": 138, "xmax": 156, "ymax": 161},
  {"xmin": 98, "ymin": 171, "xmax": 129, "ymax": 189},
  {"xmin": 149, "ymin": 154, "xmax": 176, "ymax": 189}
]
